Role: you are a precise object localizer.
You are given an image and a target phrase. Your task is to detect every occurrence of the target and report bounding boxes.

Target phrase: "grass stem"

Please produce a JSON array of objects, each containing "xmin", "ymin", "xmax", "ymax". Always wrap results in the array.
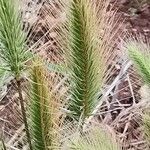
[{"xmin": 16, "ymin": 79, "xmax": 33, "ymax": 150}]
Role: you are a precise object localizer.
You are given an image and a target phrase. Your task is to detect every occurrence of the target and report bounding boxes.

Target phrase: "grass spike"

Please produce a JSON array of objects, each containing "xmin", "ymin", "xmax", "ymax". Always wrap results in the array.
[
  {"xmin": 55, "ymin": 0, "xmax": 124, "ymax": 123},
  {"xmin": 0, "ymin": 0, "xmax": 32, "ymax": 149},
  {"xmin": 29, "ymin": 58, "xmax": 63, "ymax": 150},
  {"xmin": 0, "ymin": 0, "xmax": 30, "ymax": 77},
  {"xmin": 126, "ymin": 37, "xmax": 150, "ymax": 147},
  {"xmin": 126, "ymin": 38, "xmax": 150, "ymax": 85},
  {"xmin": 63, "ymin": 0, "xmax": 106, "ymax": 122},
  {"xmin": 63, "ymin": 126, "xmax": 120, "ymax": 150}
]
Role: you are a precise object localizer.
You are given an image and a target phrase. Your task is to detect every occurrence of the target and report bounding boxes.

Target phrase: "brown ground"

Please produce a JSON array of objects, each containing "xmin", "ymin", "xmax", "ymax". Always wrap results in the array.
[{"xmin": 113, "ymin": 0, "xmax": 150, "ymax": 38}]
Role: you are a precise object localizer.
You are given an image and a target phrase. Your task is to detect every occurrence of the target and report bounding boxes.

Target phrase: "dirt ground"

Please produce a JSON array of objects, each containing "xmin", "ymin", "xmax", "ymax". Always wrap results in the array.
[{"xmin": 113, "ymin": 0, "xmax": 150, "ymax": 38}]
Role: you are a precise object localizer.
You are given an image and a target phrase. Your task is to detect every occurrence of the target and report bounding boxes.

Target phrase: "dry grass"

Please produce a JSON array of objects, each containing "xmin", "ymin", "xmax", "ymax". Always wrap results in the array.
[{"xmin": 0, "ymin": 0, "xmax": 149, "ymax": 150}]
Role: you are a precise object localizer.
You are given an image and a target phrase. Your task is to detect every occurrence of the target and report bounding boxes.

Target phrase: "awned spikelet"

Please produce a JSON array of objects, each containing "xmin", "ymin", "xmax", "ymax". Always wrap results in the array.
[
  {"xmin": 29, "ymin": 59, "xmax": 61, "ymax": 150},
  {"xmin": 126, "ymin": 37, "xmax": 150, "ymax": 147},
  {"xmin": 126, "ymin": 38, "xmax": 150, "ymax": 85},
  {"xmin": 67, "ymin": 0, "xmax": 102, "ymax": 121},
  {"xmin": 63, "ymin": 126, "xmax": 120, "ymax": 150},
  {"xmin": 56, "ymin": 0, "xmax": 123, "ymax": 122},
  {"xmin": 0, "ymin": 0, "xmax": 30, "ymax": 77},
  {"xmin": 0, "ymin": 0, "xmax": 32, "ymax": 148}
]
